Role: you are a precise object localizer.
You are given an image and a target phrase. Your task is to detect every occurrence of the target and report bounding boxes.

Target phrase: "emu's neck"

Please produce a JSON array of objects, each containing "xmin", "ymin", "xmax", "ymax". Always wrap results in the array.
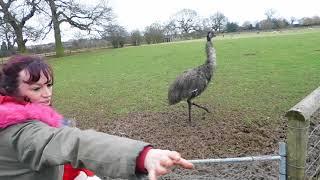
[{"xmin": 205, "ymin": 41, "xmax": 216, "ymax": 67}]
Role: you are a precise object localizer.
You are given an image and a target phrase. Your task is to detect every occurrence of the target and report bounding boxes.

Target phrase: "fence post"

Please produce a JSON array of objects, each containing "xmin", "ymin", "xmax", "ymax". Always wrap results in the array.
[
  {"xmin": 286, "ymin": 87, "xmax": 320, "ymax": 180},
  {"xmin": 279, "ymin": 142, "xmax": 286, "ymax": 180}
]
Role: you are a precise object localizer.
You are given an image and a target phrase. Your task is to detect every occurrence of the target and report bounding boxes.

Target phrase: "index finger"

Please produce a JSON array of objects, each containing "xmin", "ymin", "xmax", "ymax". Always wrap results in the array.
[
  {"xmin": 175, "ymin": 158, "xmax": 194, "ymax": 169},
  {"xmin": 168, "ymin": 151, "xmax": 181, "ymax": 161}
]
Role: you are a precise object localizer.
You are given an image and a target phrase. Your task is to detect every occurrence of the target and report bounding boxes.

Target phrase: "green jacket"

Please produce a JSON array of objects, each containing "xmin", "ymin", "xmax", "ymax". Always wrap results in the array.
[{"xmin": 0, "ymin": 121, "xmax": 149, "ymax": 180}]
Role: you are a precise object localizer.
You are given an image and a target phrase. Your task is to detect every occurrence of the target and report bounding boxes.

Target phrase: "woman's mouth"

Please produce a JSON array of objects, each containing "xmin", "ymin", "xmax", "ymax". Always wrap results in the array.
[{"xmin": 39, "ymin": 100, "xmax": 51, "ymax": 105}]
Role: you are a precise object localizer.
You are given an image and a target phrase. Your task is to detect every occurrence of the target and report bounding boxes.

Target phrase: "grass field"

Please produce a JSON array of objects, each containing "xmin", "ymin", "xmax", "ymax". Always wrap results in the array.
[{"xmin": 51, "ymin": 28, "xmax": 320, "ymax": 127}]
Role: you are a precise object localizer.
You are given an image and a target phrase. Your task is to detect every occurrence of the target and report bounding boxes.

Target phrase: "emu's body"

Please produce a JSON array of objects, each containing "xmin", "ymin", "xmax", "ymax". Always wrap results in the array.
[{"xmin": 168, "ymin": 32, "xmax": 216, "ymax": 122}]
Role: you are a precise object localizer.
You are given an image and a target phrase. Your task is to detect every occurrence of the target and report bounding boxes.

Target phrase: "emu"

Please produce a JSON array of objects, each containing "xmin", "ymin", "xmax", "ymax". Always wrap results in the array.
[{"xmin": 168, "ymin": 31, "xmax": 216, "ymax": 123}]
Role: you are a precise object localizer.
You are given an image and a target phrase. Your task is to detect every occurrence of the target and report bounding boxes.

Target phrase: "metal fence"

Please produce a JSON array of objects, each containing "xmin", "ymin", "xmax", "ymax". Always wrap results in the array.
[
  {"xmin": 185, "ymin": 142, "xmax": 286, "ymax": 180},
  {"xmin": 305, "ymin": 109, "xmax": 320, "ymax": 179}
]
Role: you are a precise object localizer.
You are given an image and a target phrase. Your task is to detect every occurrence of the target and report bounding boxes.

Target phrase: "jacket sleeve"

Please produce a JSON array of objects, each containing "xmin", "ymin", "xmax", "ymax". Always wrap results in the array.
[{"xmin": 9, "ymin": 121, "xmax": 149, "ymax": 179}]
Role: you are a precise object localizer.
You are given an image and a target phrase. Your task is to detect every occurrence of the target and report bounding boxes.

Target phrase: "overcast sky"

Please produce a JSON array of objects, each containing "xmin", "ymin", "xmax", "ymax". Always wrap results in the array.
[
  {"xmin": 29, "ymin": 0, "xmax": 320, "ymax": 45},
  {"xmin": 108, "ymin": 0, "xmax": 320, "ymax": 31}
]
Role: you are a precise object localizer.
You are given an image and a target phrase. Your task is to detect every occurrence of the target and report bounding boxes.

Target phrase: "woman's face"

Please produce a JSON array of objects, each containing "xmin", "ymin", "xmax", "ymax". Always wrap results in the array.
[{"xmin": 17, "ymin": 70, "xmax": 53, "ymax": 106}]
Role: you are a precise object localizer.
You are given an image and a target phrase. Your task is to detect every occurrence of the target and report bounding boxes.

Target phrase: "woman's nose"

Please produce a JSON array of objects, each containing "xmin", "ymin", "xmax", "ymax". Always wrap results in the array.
[{"xmin": 42, "ymin": 87, "xmax": 52, "ymax": 97}]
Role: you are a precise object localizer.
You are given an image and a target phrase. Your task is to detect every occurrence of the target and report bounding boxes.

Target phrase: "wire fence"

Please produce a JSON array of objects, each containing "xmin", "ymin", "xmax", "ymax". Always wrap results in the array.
[
  {"xmin": 162, "ymin": 143, "xmax": 285, "ymax": 180},
  {"xmin": 106, "ymin": 161, "xmax": 280, "ymax": 180},
  {"xmin": 159, "ymin": 160, "xmax": 279, "ymax": 180},
  {"xmin": 102, "ymin": 143, "xmax": 285, "ymax": 180},
  {"xmin": 305, "ymin": 109, "xmax": 320, "ymax": 179}
]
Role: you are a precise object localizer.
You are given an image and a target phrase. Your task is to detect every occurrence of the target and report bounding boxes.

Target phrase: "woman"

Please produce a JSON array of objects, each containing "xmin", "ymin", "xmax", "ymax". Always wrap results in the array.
[{"xmin": 0, "ymin": 55, "xmax": 193, "ymax": 180}]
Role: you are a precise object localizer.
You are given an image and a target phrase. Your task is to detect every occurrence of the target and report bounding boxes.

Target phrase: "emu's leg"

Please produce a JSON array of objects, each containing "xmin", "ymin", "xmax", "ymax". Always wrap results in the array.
[
  {"xmin": 192, "ymin": 102, "xmax": 210, "ymax": 113},
  {"xmin": 187, "ymin": 99, "xmax": 192, "ymax": 123}
]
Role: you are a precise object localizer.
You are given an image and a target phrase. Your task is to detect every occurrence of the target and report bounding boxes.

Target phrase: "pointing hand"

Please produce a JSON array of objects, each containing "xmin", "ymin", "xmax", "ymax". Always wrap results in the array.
[{"xmin": 144, "ymin": 149, "xmax": 194, "ymax": 180}]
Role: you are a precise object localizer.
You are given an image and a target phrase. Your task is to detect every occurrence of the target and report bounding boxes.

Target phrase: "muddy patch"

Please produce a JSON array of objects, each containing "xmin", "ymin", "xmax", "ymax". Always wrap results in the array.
[{"xmin": 89, "ymin": 105, "xmax": 287, "ymax": 179}]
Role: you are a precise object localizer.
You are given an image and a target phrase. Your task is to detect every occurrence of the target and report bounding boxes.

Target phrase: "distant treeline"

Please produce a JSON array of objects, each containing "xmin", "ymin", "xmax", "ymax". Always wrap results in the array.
[{"xmin": 1, "ymin": 5, "xmax": 319, "ymax": 57}]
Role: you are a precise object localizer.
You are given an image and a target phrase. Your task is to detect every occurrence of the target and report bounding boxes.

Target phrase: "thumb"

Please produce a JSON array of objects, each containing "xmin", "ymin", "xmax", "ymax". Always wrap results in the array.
[{"xmin": 148, "ymin": 169, "xmax": 157, "ymax": 180}]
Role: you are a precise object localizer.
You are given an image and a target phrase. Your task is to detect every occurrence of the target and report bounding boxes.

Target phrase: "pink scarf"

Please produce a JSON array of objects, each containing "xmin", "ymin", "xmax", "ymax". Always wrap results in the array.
[
  {"xmin": 0, "ymin": 96, "xmax": 62, "ymax": 128},
  {"xmin": 0, "ymin": 95, "xmax": 97, "ymax": 180}
]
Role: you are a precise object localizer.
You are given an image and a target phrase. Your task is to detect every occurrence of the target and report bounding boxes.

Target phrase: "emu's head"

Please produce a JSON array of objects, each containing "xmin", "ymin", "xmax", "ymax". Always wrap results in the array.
[{"xmin": 207, "ymin": 31, "xmax": 216, "ymax": 41}]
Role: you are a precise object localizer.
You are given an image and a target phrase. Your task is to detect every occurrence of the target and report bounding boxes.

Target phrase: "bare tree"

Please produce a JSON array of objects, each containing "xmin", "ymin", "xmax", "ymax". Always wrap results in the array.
[
  {"xmin": 130, "ymin": 30, "xmax": 142, "ymax": 46},
  {"xmin": 259, "ymin": 19, "xmax": 273, "ymax": 30},
  {"xmin": 0, "ymin": 0, "xmax": 41, "ymax": 53},
  {"xmin": 0, "ymin": 41, "xmax": 8, "ymax": 57},
  {"xmin": 0, "ymin": 19, "xmax": 15, "ymax": 53},
  {"xmin": 43, "ymin": 0, "xmax": 114, "ymax": 56},
  {"xmin": 311, "ymin": 16, "xmax": 320, "ymax": 25},
  {"xmin": 201, "ymin": 18, "xmax": 212, "ymax": 32},
  {"xmin": 241, "ymin": 21, "xmax": 254, "ymax": 31},
  {"xmin": 300, "ymin": 16, "xmax": 320, "ymax": 26},
  {"xmin": 273, "ymin": 18, "xmax": 289, "ymax": 29},
  {"xmin": 290, "ymin": 17, "xmax": 296, "ymax": 25},
  {"xmin": 208, "ymin": 12, "xmax": 228, "ymax": 32},
  {"xmin": 170, "ymin": 9, "xmax": 199, "ymax": 35},
  {"xmin": 265, "ymin": 9, "xmax": 277, "ymax": 20},
  {"xmin": 144, "ymin": 23, "xmax": 164, "ymax": 44},
  {"xmin": 163, "ymin": 20, "xmax": 179, "ymax": 40},
  {"xmin": 225, "ymin": 22, "xmax": 239, "ymax": 32},
  {"xmin": 186, "ymin": 18, "xmax": 214, "ymax": 38},
  {"xmin": 100, "ymin": 24, "xmax": 127, "ymax": 48}
]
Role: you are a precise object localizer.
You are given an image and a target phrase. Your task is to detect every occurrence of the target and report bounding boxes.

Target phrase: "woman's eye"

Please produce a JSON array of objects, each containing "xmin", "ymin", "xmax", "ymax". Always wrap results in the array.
[
  {"xmin": 32, "ymin": 87, "xmax": 41, "ymax": 91},
  {"xmin": 47, "ymin": 83, "xmax": 53, "ymax": 87}
]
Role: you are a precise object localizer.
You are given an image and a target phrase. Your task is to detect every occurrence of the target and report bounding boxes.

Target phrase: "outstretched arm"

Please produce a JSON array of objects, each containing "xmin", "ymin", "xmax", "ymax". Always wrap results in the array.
[
  {"xmin": 10, "ymin": 121, "xmax": 148, "ymax": 179},
  {"xmin": 9, "ymin": 121, "xmax": 193, "ymax": 179}
]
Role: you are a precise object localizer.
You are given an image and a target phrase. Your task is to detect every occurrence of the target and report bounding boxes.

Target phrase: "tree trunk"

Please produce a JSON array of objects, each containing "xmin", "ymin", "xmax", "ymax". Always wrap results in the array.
[
  {"xmin": 15, "ymin": 27, "xmax": 27, "ymax": 53},
  {"xmin": 47, "ymin": 0, "xmax": 64, "ymax": 57},
  {"xmin": 53, "ymin": 20, "xmax": 64, "ymax": 57},
  {"xmin": 0, "ymin": 0, "xmax": 27, "ymax": 53}
]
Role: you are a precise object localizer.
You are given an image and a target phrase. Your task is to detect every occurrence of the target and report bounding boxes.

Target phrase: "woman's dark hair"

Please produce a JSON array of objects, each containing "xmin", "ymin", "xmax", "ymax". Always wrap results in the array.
[{"xmin": 0, "ymin": 55, "xmax": 53, "ymax": 96}]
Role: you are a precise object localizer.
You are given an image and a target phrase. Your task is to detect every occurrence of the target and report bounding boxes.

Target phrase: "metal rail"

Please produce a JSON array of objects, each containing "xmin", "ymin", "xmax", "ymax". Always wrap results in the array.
[{"xmin": 187, "ymin": 142, "xmax": 286, "ymax": 180}]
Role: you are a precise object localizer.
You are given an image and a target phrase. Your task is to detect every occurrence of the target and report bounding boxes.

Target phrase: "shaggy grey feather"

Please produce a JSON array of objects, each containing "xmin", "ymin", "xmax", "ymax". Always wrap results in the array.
[{"xmin": 168, "ymin": 31, "xmax": 216, "ymax": 122}]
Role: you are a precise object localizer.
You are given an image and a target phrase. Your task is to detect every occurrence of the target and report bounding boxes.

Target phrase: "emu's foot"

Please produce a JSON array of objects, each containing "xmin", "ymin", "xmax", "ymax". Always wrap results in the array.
[
  {"xmin": 192, "ymin": 102, "xmax": 210, "ymax": 113},
  {"xmin": 188, "ymin": 120, "xmax": 196, "ymax": 127},
  {"xmin": 202, "ymin": 107, "xmax": 210, "ymax": 113}
]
